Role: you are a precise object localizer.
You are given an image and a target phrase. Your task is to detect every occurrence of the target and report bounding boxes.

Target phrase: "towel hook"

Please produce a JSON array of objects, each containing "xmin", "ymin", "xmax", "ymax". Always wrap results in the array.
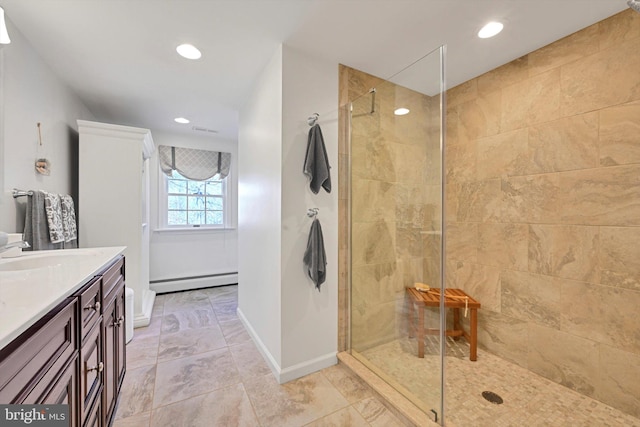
[
  {"xmin": 307, "ymin": 113, "xmax": 319, "ymax": 127},
  {"xmin": 306, "ymin": 208, "xmax": 319, "ymax": 218}
]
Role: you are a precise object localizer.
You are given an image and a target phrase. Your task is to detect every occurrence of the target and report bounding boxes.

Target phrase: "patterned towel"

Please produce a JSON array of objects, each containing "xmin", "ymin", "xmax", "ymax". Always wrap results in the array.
[
  {"xmin": 43, "ymin": 191, "xmax": 64, "ymax": 244},
  {"xmin": 60, "ymin": 195, "xmax": 77, "ymax": 242}
]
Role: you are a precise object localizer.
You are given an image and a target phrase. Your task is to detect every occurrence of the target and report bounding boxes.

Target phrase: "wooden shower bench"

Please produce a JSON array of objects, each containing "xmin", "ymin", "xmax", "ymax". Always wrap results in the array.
[{"xmin": 406, "ymin": 287, "xmax": 481, "ymax": 361}]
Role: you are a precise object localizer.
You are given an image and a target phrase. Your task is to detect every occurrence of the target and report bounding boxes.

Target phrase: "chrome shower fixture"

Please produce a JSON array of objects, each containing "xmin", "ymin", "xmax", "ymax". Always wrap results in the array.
[{"xmin": 629, "ymin": 0, "xmax": 640, "ymax": 13}]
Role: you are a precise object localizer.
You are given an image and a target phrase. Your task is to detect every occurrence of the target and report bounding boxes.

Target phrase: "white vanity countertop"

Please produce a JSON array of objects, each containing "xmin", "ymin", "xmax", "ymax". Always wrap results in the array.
[{"xmin": 0, "ymin": 246, "xmax": 126, "ymax": 350}]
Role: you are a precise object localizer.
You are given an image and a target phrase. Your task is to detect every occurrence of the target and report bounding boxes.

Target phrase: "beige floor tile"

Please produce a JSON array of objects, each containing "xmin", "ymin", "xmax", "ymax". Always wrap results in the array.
[
  {"xmin": 244, "ymin": 372, "xmax": 350, "ymax": 427},
  {"xmin": 229, "ymin": 340, "xmax": 272, "ymax": 380},
  {"xmin": 134, "ymin": 316, "xmax": 163, "ymax": 340},
  {"xmin": 151, "ymin": 296, "xmax": 165, "ymax": 318},
  {"xmin": 219, "ymin": 319, "xmax": 251, "ymax": 345},
  {"xmin": 304, "ymin": 406, "xmax": 370, "ymax": 427},
  {"xmin": 162, "ymin": 291, "xmax": 211, "ymax": 314},
  {"xmin": 112, "ymin": 411, "xmax": 151, "ymax": 427},
  {"xmin": 353, "ymin": 397, "xmax": 405, "ymax": 427},
  {"xmin": 204, "ymin": 285, "xmax": 238, "ymax": 304},
  {"xmin": 153, "ymin": 348, "xmax": 241, "ymax": 408},
  {"xmin": 160, "ymin": 307, "xmax": 217, "ymax": 334},
  {"xmin": 126, "ymin": 334, "xmax": 159, "ymax": 369},
  {"xmin": 157, "ymin": 325, "xmax": 227, "ymax": 362},
  {"xmin": 115, "ymin": 365, "xmax": 156, "ymax": 420},
  {"xmin": 150, "ymin": 383, "xmax": 258, "ymax": 427},
  {"xmin": 321, "ymin": 364, "xmax": 375, "ymax": 404},
  {"xmin": 212, "ymin": 301, "xmax": 238, "ymax": 322}
]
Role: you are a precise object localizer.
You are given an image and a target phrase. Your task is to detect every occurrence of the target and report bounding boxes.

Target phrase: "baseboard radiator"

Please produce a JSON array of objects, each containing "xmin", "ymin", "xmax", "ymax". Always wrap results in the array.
[{"xmin": 150, "ymin": 272, "xmax": 238, "ymax": 294}]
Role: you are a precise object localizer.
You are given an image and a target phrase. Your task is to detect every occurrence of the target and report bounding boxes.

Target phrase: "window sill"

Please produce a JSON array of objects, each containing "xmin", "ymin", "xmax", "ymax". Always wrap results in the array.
[{"xmin": 153, "ymin": 227, "xmax": 236, "ymax": 234}]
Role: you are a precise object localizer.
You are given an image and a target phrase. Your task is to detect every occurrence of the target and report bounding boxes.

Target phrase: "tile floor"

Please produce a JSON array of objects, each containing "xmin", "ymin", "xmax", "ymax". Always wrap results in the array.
[
  {"xmin": 361, "ymin": 337, "xmax": 640, "ymax": 427},
  {"xmin": 113, "ymin": 286, "xmax": 408, "ymax": 427}
]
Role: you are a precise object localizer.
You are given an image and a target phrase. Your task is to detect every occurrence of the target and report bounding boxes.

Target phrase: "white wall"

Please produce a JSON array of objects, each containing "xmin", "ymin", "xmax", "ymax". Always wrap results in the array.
[
  {"xmin": 148, "ymin": 131, "xmax": 238, "ymax": 292},
  {"xmin": 280, "ymin": 45, "xmax": 338, "ymax": 373},
  {"xmin": 237, "ymin": 44, "xmax": 338, "ymax": 383},
  {"xmin": 237, "ymin": 45, "xmax": 283, "ymax": 366},
  {"xmin": 0, "ymin": 18, "xmax": 94, "ymax": 232}
]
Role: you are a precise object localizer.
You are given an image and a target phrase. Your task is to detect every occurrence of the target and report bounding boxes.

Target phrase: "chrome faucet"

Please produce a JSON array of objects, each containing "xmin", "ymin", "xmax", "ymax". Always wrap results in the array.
[{"xmin": 0, "ymin": 240, "xmax": 30, "ymax": 253}]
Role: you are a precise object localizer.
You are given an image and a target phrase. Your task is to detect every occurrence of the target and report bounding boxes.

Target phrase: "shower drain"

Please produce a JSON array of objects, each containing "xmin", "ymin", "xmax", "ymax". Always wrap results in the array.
[{"xmin": 482, "ymin": 391, "xmax": 504, "ymax": 404}]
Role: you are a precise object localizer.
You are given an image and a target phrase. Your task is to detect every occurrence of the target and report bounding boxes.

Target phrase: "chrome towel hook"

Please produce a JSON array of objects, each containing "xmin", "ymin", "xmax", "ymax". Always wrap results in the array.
[
  {"xmin": 306, "ymin": 208, "xmax": 319, "ymax": 218},
  {"xmin": 307, "ymin": 113, "xmax": 319, "ymax": 126}
]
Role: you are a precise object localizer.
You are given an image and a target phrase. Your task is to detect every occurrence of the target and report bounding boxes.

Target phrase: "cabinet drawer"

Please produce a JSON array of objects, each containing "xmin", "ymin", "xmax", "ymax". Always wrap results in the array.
[
  {"xmin": 0, "ymin": 299, "xmax": 76, "ymax": 403},
  {"xmin": 78, "ymin": 277, "xmax": 102, "ymax": 343},
  {"xmin": 101, "ymin": 256, "xmax": 124, "ymax": 302}
]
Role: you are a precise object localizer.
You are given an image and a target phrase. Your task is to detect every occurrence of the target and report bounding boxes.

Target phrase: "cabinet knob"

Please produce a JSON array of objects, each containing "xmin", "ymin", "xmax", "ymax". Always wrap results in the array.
[
  {"xmin": 87, "ymin": 362, "xmax": 104, "ymax": 373},
  {"xmin": 112, "ymin": 316, "xmax": 124, "ymax": 327},
  {"xmin": 85, "ymin": 301, "xmax": 101, "ymax": 312}
]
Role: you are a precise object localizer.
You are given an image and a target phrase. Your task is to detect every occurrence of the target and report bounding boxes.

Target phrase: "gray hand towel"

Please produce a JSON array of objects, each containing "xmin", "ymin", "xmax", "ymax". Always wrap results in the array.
[
  {"xmin": 23, "ymin": 190, "xmax": 63, "ymax": 251},
  {"xmin": 303, "ymin": 218, "xmax": 327, "ymax": 291},
  {"xmin": 303, "ymin": 124, "xmax": 331, "ymax": 194}
]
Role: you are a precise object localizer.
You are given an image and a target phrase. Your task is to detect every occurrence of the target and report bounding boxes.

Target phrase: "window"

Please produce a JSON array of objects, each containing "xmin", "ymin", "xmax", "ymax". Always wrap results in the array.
[
  {"xmin": 157, "ymin": 145, "xmax": 232, "ymax": 230},
  {"xmin": 164, "ymin": 171, "xmax": 227, "ymax": 228}
]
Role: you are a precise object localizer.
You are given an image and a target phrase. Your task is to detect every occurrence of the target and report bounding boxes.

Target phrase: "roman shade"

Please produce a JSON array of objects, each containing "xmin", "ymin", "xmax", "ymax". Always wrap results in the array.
[{"xmin": 158, "ymin": 145, "xmax": 231, "ymax": 180}]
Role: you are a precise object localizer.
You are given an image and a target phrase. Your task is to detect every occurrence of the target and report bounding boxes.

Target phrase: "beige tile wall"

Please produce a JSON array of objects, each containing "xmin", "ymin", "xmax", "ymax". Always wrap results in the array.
[{"xmin": 445, "ymin": 9, "xmax": 640, "ymax": 417}]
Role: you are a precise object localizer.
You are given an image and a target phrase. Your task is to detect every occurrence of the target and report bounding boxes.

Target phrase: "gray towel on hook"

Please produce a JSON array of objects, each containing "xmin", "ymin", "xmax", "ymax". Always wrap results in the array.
[
  {"xmin": 23, "ymin": 190, "xmax": 63, "ymax": 251},
  {"xmin": 303, "ymin": 218, "xmax": 327, "ymax": 291},
  {"xmin": 303, "ymin": 124, "xmax": 331, "ymax": 194}
]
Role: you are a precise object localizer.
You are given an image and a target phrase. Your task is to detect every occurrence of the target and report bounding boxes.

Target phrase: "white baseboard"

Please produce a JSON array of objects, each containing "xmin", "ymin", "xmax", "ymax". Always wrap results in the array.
[
  {"xmin": 150, "ymin": 273, "xmax": 238, "ymax": 294},
  {"xmin": 278, "ymin": 351, "xmax": 337, "ymax": 384},
  {"xmin": 133, "ymin": 289, "xmax": 155, "ymax": 328},
  {"xmin": 236, "ymin": 307, "xmax": 282, "ymax": 379},
  {"xmin": 236, "ymin": 308, "xmax": 337, "ymax": 384}
]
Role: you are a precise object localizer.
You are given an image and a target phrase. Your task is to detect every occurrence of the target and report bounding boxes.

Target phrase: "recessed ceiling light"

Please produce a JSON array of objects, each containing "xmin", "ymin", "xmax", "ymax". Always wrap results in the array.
[
  {"xmin": 394, "ymin": 107, "xmax": 410, "ymax": 116},
  {"xmin": 478, "ymin": 21, "xmax": 504, "ymax": 39},
  {"xmin": 174, "ymin": 117, "xmax": 190, "ymax": 124},
  {"xmin": 176, "ymin": 43, "xmax": 202, "ymax": 60}
]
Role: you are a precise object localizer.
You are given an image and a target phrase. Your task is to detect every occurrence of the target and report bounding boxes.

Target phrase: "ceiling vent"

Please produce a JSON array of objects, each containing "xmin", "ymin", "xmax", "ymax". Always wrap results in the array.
[{"xmin": 192, "ymin": 126, "xmax": 218, "ymax": 134}]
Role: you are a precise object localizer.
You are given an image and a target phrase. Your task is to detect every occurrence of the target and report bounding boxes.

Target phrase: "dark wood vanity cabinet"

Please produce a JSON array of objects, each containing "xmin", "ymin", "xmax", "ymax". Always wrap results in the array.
[{"xmin": 0, "ymin": 255, "xmax": 126, "ymax": 427}]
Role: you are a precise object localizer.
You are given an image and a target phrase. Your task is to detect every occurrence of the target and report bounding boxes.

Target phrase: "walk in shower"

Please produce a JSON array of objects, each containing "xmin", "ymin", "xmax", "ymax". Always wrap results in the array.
[
  {"xmin": 344, "ymin": 9, "xmax": 640, "ymax": 426},
  {"xmin": 347, "ymin": 46, "xmax": 447, "ymax": 422}
]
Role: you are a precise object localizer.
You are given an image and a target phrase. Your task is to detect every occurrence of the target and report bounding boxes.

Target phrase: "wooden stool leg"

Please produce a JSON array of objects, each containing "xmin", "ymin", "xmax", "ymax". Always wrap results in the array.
[
  {"xmin": 453, "ymin": 308, "xmax": 461, "ymax": 341},
  {"xmin": 470, "ymin": 308, "xmax": 478, "ymax": 361},
  {"xmin": 408, "ymin": 297, "xmax": 415, "ymax": 338},
  {"xmin": 418, "ymin": 304, "xmax": 425, "ymax": 358}
]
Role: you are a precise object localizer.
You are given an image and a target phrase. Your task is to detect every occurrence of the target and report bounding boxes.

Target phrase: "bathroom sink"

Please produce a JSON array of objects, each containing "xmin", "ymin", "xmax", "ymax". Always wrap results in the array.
[{"xmin": 0, "ymin": 251, "xmax": 99, "ymax": 272}]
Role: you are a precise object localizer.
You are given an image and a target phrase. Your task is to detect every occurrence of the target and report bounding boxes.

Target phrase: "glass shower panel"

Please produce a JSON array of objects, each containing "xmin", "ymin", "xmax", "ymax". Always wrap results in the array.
[{"xmin": 349, "ymin": 46, "xmax": 445, "ymax": 422}]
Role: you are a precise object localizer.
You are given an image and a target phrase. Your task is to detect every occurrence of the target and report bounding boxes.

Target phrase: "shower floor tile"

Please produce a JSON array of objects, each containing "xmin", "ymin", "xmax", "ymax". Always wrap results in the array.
[{"xmin": 361, "ymin": 337, "xmax": 640, "ymax": 426}]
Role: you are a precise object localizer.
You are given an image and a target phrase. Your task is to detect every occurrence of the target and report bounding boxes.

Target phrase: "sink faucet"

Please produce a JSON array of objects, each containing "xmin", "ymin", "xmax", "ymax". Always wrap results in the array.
[{"xmin": 1, "ymin": 240, "xmax": 30, "ymax": 253}]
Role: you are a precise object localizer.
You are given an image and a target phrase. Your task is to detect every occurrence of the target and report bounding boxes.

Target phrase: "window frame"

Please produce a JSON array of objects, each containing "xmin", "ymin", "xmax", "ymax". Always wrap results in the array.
[{"xmin": 159, "ymin": 170, "xmax": 230, "ymax": 230}]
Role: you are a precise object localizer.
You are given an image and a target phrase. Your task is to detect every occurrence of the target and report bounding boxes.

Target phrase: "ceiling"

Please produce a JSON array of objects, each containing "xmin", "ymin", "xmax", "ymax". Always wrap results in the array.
[{"xmin": 1, "ymin": 0, "xmax": 628, "ymax": 140}]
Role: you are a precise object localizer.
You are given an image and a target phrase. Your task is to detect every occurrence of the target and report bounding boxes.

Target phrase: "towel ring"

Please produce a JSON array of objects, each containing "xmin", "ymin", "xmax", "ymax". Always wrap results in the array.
[{"xmin": 307, "ymin": 208, "xmax": 319, "ymax": 218}]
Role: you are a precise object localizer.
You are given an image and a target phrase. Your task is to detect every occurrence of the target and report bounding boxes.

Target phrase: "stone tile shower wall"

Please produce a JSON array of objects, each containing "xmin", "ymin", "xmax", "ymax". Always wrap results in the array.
[
  {"xmin": 338, "ymin": 66, "xmax": 442, "ymax": 352},
  {"xmin": 445, "ymin": 10, "xmax": 640, "ymax": 417}
]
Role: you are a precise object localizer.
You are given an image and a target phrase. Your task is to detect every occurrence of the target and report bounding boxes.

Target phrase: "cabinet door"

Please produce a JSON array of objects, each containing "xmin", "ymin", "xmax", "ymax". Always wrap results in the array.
[
  {"xmin": 34, "ymin": 355, "xmax": 78, "ymax": 427},
  {"xmin": 115, "ymin": 286, "xmax": 126, "ymax": 391},
  {"xmin": 80, "ymin": 322, "xmax": 103, "ymax": 425},
  {"xmin": 83, "ymin": 395, "xmax": 102, "ymax": 427},
  {"xmin": 102, "ymin": 298, "xmax": 116, "ymax": 425},
  {"xmin": 103, "ymin": 285, "xmax": 126, "ymax": 426}
]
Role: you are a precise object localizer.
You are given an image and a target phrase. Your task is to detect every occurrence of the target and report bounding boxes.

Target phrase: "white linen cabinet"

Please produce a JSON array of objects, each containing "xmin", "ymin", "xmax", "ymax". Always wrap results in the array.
[{"xmin": 77, "ymin": 120, "xmax": 155, "ymax": 328}]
